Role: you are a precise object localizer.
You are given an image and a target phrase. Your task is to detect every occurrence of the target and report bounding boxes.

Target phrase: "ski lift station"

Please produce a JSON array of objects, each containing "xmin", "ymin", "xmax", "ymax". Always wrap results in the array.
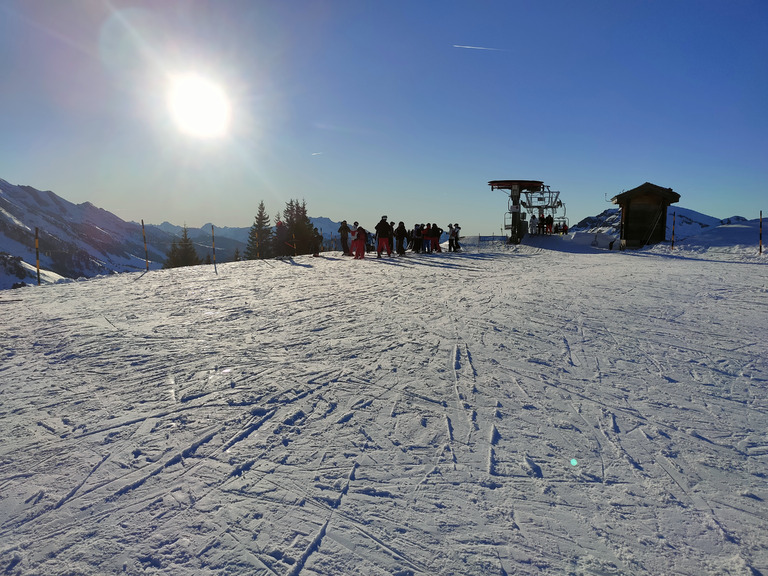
[
  {"xmin": 488, "ymin": 180, "xmax": 567, "ymax": 244},
  {"xmin": 611, "ymin": 182, "xmax": 680, "ymax": 249}
]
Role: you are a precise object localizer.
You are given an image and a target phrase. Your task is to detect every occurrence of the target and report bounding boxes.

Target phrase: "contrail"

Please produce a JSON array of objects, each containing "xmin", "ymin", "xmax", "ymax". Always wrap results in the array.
[{"xmin": 453, "ymin": 44, "xmax": 506, "ymax": 51}]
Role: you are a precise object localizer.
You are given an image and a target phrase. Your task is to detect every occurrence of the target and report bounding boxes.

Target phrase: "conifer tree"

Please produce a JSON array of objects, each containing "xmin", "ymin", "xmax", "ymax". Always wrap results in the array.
[
  {"xmin": 163, "ymin": 226, "xmax": 202, "ymax": 268},
  {"xmin": 281, "ymin": 199, "xmax": 315, "ymax": 256},
  {"xmin": 245, "ymin": 201, "xmax": 273, "ymax": 259},
  {"xmin": 233, "ymin": 247, "xmax": 241, "ymax": 262}
]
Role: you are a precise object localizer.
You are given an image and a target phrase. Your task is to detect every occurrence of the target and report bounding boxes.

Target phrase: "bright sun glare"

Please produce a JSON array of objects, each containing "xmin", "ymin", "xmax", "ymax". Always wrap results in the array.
[{"xmin": 167, "ymin": 74, "xmax": 231, "ymax": 139}]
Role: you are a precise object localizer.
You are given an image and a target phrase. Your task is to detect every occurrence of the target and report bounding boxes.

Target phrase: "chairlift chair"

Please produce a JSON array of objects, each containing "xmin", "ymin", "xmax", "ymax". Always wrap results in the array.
[{"xmin": 489, "ymin": 180, "xmax": 568, "ymax": 243}]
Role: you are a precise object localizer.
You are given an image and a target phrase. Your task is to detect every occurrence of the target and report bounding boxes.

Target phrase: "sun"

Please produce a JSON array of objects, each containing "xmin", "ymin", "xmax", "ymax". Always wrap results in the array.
[{"xmin": 166, "ymin": 74, "xmax": 231, "ymax": 139}]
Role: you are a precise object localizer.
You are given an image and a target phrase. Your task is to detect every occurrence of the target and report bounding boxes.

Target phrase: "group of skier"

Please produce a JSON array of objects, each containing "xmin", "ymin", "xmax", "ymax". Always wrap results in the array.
[
  {"xmin": 528, "ymin": 214, "xmax": 568, "ymax": 236},
  {"xmin": 337, "ymin": 217, "xmax": 462, "ymax": 259}
]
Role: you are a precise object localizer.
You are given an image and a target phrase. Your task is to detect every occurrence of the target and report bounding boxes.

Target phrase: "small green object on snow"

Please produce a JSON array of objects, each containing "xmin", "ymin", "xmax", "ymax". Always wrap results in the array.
[{"xmin": 570, "ymin": 458, "xmax": 578, "ymax": 466}]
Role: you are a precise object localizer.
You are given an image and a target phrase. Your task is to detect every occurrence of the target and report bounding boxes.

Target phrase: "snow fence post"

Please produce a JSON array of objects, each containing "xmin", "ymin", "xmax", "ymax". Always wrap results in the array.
[
  {"xmin": 141, "ymin": 220, "xmax": 149, "ymax": 271},
  {"xmin": 35, "ymin": 227, "xmax": 40, "ymax": 286},
  {"xmin": 760, "ymin": 210, "xmax": 763, "ymax": 255},
  {"xmin": 671, "ymin": 212, "xmax": 676, "ymax": 250},
  {"xmin": 212, "ymin": 225, "xmax": 218, "ymax": 275}
]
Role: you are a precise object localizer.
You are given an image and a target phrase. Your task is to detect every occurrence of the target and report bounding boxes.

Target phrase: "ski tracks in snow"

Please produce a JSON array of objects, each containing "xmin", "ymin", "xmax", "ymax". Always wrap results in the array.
[{"xmin": 1, "ymin": 249, "xmax": 766, "ymax": 575}]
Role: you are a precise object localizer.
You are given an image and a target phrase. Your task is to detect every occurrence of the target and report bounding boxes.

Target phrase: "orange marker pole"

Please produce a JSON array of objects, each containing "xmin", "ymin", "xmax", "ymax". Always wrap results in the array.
[{"xmin": 141, "ymin": 219, "xmax": 149, "ymax": 271}]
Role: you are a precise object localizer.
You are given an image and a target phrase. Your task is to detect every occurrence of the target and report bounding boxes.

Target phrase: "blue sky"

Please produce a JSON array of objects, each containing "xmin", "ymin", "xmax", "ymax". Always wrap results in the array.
[{"xmin": 1, "ymin": 0, "xmax": 766, "ymax": 235}]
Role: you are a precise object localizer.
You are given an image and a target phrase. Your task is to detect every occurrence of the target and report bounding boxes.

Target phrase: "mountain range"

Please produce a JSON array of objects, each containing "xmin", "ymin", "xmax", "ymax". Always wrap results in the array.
[
  {"xmin": 0, "ymin": 177, "xmax": 750, "ymax": 289},
  {"xmin": 0, "ymin": 178, "xmax": 341, "ymax": 289}
]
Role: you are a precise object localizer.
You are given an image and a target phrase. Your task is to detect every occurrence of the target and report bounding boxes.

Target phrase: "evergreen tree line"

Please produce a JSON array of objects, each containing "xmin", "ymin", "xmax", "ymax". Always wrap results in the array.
[{"xmin": 164, "ymin": 199, "xmax": 318, "ymax": 269}]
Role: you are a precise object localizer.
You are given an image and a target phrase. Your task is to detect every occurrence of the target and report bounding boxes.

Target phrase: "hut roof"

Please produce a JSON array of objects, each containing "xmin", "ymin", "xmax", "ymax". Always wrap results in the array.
[{"xmin": 611, "ymin": 182, "xmax": 680, "ymax": 204}]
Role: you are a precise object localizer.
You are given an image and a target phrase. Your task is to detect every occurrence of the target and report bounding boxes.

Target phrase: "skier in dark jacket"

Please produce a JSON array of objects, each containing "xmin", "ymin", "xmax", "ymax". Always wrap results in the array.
[
  {"xmin": 375, "ymin": 215, "xmax": 392, "ymax": 258},
  {"xmin": 412, "ymin": 224, "xmax": 423, "ymax": 253},
  {"xmin": 395, "ymin": 222, "xmax": 408, "ymax": 255},
  {"xmin": 338, "ymin": 220, "xmax": 351, "ymax": 255},
  {"xmin": 311, "ymin": 227, "xmax": 322, "ymax": 257}
]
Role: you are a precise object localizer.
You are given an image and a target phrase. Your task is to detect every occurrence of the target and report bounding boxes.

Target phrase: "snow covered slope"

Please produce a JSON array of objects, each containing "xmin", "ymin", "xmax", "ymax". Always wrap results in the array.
[{"xmin": 1, "ymin": 239, "xmax": 766, "ymax": 575}]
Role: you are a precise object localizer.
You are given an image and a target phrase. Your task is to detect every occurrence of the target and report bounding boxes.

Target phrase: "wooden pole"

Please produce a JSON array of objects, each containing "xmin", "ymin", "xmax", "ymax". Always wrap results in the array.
[
  {"xmin": 141, "ymin": 219, "xmax": 149, "ymax": 271},
  {"xmin": 212, "ymin": 225, "xmax": 218, "ymax": 274},
  {"xmin": 671, "ymin": 211, "xmax": 675, "ymax": 250},
  {"xmin": 35, "ymin": 227, "xmax": 40, "ymax": 286}
]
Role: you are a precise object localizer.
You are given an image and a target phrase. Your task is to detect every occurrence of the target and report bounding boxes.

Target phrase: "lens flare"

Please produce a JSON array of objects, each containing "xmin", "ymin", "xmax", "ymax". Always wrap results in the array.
[{"xmin": 167, "ymin": 74, "xmax": 231, "ymax": 138}]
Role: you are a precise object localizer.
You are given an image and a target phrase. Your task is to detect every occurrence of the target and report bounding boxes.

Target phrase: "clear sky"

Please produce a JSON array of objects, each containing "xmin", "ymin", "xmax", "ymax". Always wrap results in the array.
[{"xmin": 1, "ymin": 0, "xmax": 766, "ymax": 235}]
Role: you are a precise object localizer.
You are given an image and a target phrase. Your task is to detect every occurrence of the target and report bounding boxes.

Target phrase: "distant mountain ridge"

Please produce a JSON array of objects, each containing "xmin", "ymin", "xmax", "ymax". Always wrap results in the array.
[
  {"xmin": 153, "ymin": 216, "xmax": 344, "ymax": 247},
  {"xmin": 0, "ymin": 178, "xmax": 345, "ymax": 289},
  {"xmin": 570, "ymin": 207, "xmax": 747, "ymax": 238}
]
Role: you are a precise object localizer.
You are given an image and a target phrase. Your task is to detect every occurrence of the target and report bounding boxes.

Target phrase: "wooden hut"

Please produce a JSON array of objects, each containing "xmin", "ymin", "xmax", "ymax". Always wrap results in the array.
[{"xmin": 611, "ymin": 182, "xmax": 680, "ymax": 249}]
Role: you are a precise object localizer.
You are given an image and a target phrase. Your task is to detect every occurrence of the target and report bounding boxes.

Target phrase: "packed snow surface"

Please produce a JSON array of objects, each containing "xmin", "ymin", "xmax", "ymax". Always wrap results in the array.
[{"xmin": 1, "ymin": 236, "xmax": 766, "ymax": 575}]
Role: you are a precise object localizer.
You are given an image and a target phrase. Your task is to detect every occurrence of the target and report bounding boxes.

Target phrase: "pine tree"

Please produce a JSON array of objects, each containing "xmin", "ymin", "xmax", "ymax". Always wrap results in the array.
[
  {"xmin": 270, "ymin": 212, "xmax": 290, "ymax": 256},
  {"xmin": 164, "ymin": 226, "xmax": 202, "ymax": 269},
  {"xmin": 233, "ymin": 247, "xmax": 241, "ymax": 262},
  {"xmin": 281, "ymin": 199, "xmax": 315, "ymax": 256},
  {"xmin": 245, "ymin": 201, "xmax": 273, "ymax": 259}
]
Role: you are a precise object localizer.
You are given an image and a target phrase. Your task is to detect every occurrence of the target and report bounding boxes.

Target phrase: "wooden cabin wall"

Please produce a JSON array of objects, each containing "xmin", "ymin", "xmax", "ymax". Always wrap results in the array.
[{"xmin": 622, "ymin": 193, "xmax": 667, "ymax": 247}]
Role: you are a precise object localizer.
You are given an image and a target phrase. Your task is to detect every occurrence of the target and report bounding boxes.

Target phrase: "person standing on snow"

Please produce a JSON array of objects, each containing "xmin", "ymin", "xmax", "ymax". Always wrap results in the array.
[
  {"xmin": 352, "ymin": 222, "xmax": 367, "ymax": 259},
  {"xmin": 375, "ymin": 215, "xmax": 392, "ymax": 258},
  {"xmin": 395, "ymin": 222, "xmax": 408, "ymax": 255},
  {"xmin": 338, "ymin": 220, "xmax": 351, "ymax": 256},
  {"xmin": 453, "ymin": 223, "xmax": 461, "ymax": 251},
  {"xmin": 422, "ymin": 224, "xmax": 432, "ymax": 253},
  {"xmin": 529, "ymin": 215, "xmax": 538, "ymax": 236},
  {"xmin": 412, "ymin": 224, "xmax": 423, "ymax": 253},
  {"xmin": 430, "ymin": 223, "xmax": 443, "ymax": 253},
  {"xmin": 447, "ymin": 224, "xmax": 456, "ymax": 252},
  {"xmin": 311, "ymin": 227, "xmax": 322, "ymax": 257},
  {"xmin": 349, "ymin": 221, "xmax": 359, "ymax": 257}
]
